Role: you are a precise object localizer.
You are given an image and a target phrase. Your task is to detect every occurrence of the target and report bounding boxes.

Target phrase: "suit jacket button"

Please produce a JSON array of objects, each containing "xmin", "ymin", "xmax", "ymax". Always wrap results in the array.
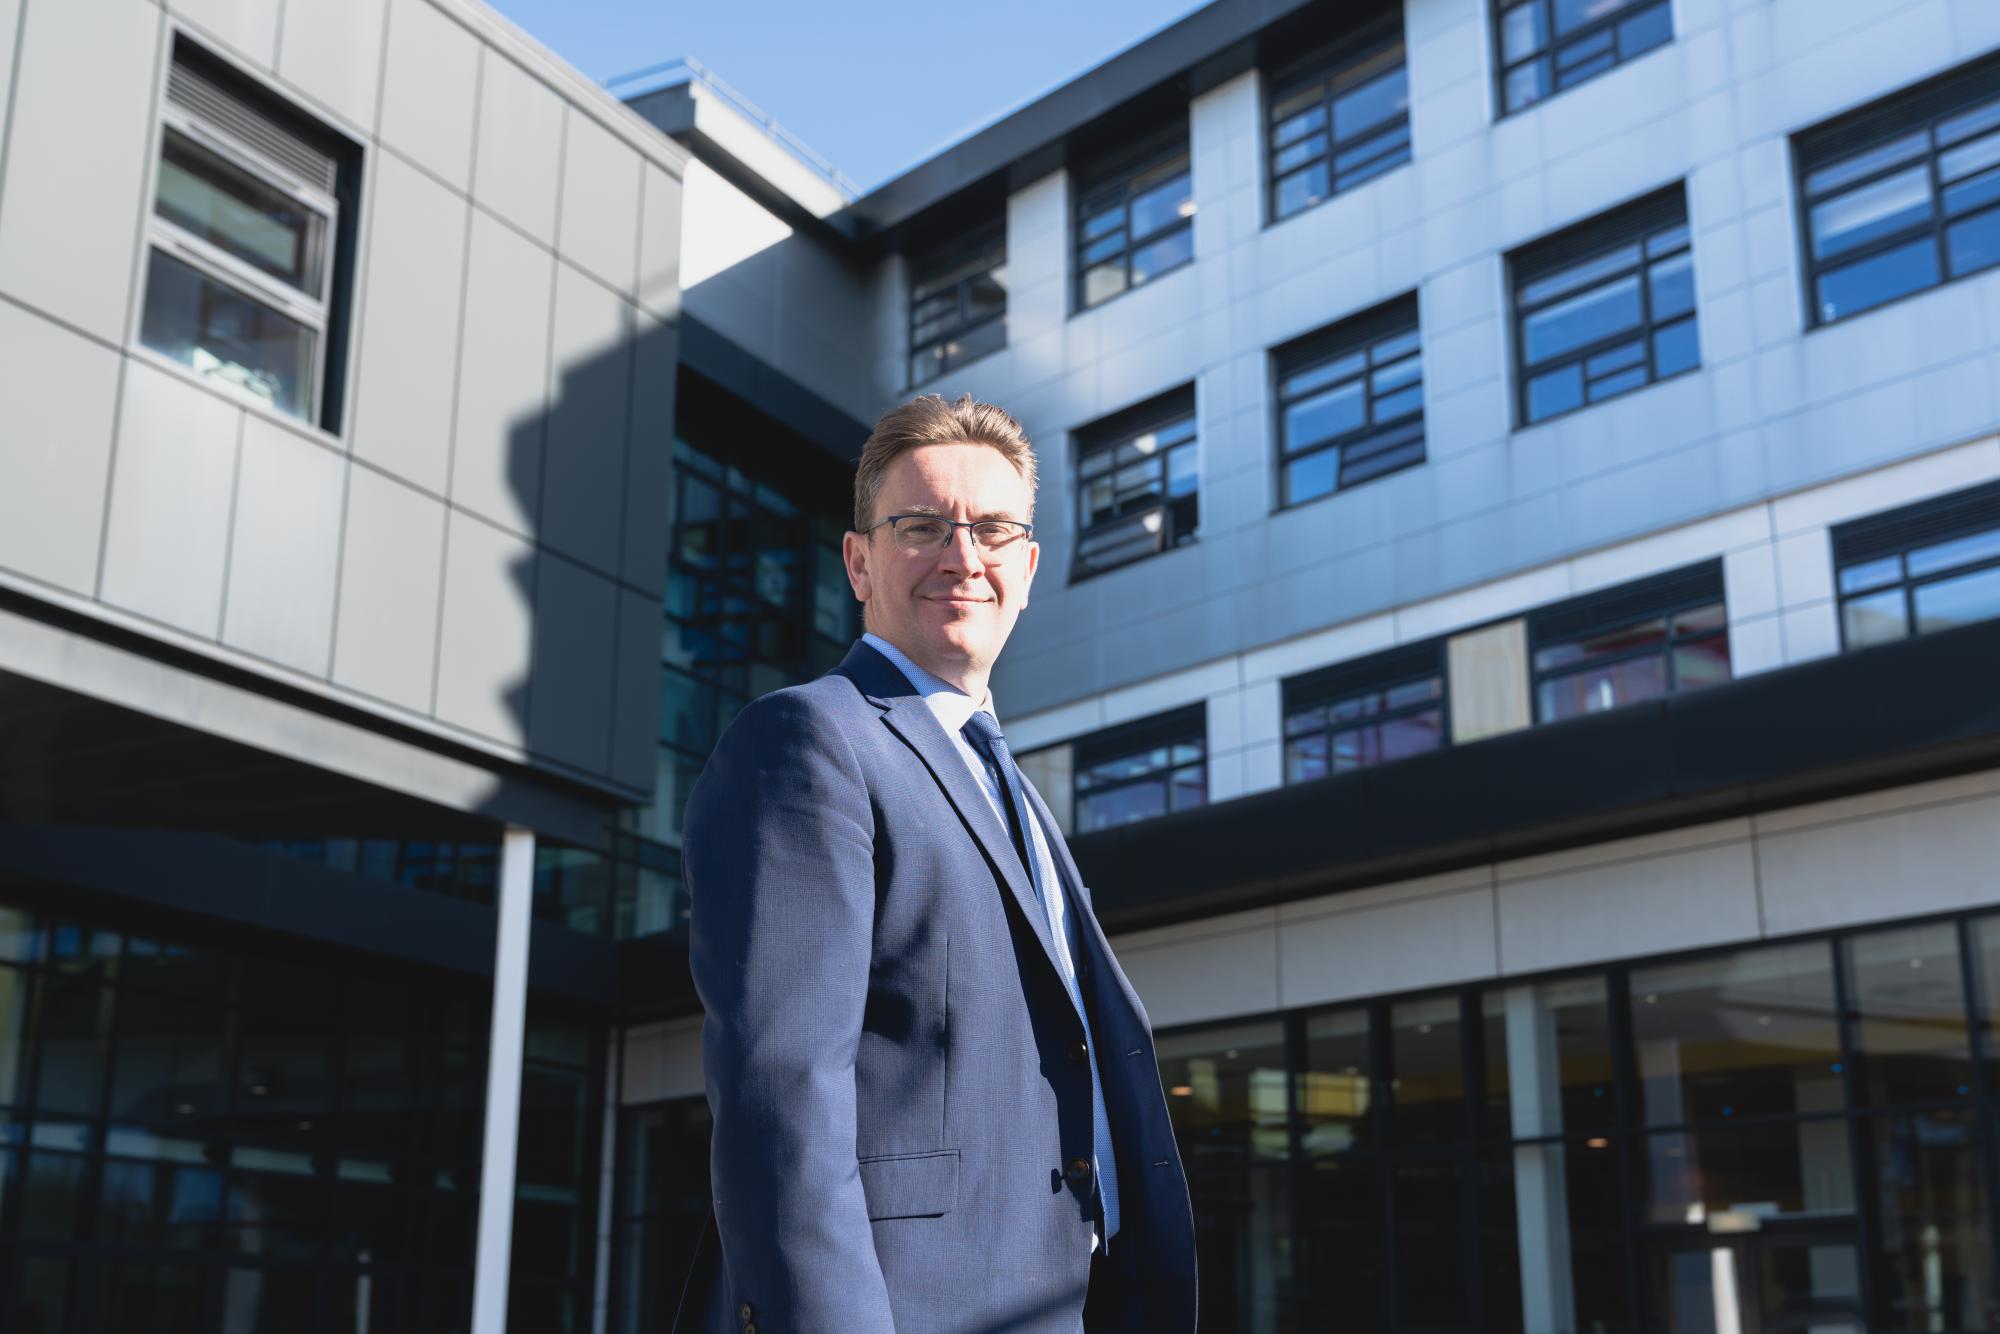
[
  {"xmin": 744, "ymin": 1326, "xmax": 757, "ymax": 1334},
  {"xmin": 1068, "ymin": 1038, "xmax": 1089, "ymax": 1065},
  {"xmin": 738, "ymin": 1303, "xmax": 753, "ymax": 1323},
  {"xmin": 1065, "ymin": 1157, "xmax": 1093, "ymax": 1189}
]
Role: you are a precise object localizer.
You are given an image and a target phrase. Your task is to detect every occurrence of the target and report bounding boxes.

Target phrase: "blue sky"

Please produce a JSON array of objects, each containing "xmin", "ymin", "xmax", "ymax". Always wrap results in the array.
[{"xmin": 487, "ymin": 0, "xmax": 1211, "ymax": 192}]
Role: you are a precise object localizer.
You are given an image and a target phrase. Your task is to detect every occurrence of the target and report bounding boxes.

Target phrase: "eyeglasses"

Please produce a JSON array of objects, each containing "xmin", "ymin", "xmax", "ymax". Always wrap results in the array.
[{"xmin": 862, "ymin": 514, "xmax": 1034, "ymax": 556}]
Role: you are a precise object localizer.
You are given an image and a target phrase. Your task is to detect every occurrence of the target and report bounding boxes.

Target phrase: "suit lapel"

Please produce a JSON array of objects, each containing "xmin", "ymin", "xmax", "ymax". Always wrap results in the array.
[
  {"xmin": 1020, "ymin": 778, "xmax": 1153, "ymax": 1033},
  {"xmin": 839, "ymin": 643, "xmax": 1070, "ymax": 990}
]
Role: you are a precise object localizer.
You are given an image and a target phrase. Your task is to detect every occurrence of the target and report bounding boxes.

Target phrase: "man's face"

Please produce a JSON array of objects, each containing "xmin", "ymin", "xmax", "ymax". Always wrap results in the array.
[{"xmin": 843, "ymin": 442, "xmax": 1039, "ymax": 686}]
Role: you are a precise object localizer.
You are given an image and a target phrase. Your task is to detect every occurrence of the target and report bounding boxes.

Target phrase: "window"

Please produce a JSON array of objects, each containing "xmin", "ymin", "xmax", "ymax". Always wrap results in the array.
[
  {"xmin": 1072, "ymin": 387, "xmax": 1198, "ymax": 580},
  {"xmin": 1512, "ymin": 187, "xmax": 1697, "ymax": 425},
  {"xmin": 1282, "ymin": 641, "xmax": 1446, "ymax": 783},
  {"xmin": 1495, "ymin": 0, "xmax": 1672, "ymax": 115},
  {"xmin": 1074, "ymin": 131, "xmax": 1194, "ymax": 310},
  {"xmin": 1274, "ymin": 296, "xmax": 1425, "ymax": 507},
  {"xmin": 1798, "ymin": 57, "xmax": 2000, "ymax": 326},
  {"xmin": 907, "ymin": 223, "xmax": 1006, "ymax": 385},
  {"xmin": 1529, "ymin": 561, "xmax": 1729, "ymax": 722},
  {"xmin": 1158, "ymin": 907, "xmax": 2000, "ymax": 1333},
  {"xmin": 1267, "ymin": 28, "xmax": 1411, "ymax": 223},
  {"xmin": 139, "ymin": 40, "xmax": 356, "ymax": 428},
  {"xmin": 1833, "ymin": 479, "xmax": 2000, "ymax": 649},
  {"xmin": 1025, "ymin": 706, "xmax": 1206, "ymax": 836}
]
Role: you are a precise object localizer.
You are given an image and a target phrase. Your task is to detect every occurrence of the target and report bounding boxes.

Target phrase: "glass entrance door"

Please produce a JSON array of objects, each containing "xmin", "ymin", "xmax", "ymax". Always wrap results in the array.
[{"xmin": 1647, "ymin": 1227, "xmax": 1864, "ymax": 1334}]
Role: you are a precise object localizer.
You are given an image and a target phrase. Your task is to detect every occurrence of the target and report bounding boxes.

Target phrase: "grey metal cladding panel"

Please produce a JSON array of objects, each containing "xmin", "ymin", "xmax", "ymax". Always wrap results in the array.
[
  {"xmin": 351, "ymin": 150, "xmax": 467, "ymax": 496},
  {"xmin": 161, "ymin": 0, "xmax": 280, "ymax": 69},
  {"xmin": 0, "ymin": 0, "xmax": 19, "ymax": 146},
  {"xmin": 610, "ymin": 587, "xmax": 661, "ymax": 791},
  {"xmin": 451, "ymin": 209, "xmax": 551, "ymax": 536},
  {"xmin": 623, "ymin": 313, "xmax": 677, "ymax": 596},
  {"xmin": 0, "ymin": 301, "xmax": 120, "ymax": 596},
  {"xmin": 275, "ymin": 0, "xmax": 386, "ymax": 133},
  {"xmin": 100, "ymin": 363, "xmax": 243, "ymax": 639},
  {"xmin": 330, "ymin": 465, "xmax": 445, "ymax": 713},
  {"xmin": 473, "ymin": 48, "xmax": 564, "ymax": 246},
  {"xmin": 433, "ymin": 510, "xmax": 536, "ymax": 747},
  {"xmin": 222, "ymin": 415, "xmax": 343, "ymax": 676},
  {"xmin": 0, "ymin": 0, "xmax": 160, "ymax": 345},
  {"xmin": 527, "ymin": 553, "xmax": 617, "ymax": 776},
  {"xmin": 377, "ymin": 0, "xmax": 477, "ymax": 192},
  {"xmin": 637, "ymin": 160, "xmax": 682, "ymax": 323},
  {"xmin": 558, "ymin": 110, "xmax": 641, "ymax": 294},
  {"xmin": 541, "ymin": 263, "xmax": 632, "ymax": 576}
]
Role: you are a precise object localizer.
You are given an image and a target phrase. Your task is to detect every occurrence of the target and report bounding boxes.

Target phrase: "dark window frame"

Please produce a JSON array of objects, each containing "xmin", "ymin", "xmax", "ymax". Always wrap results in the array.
[
  {"xmin": 1832, "ymin": 478, "xmax": 2000, "ymax": 650},
  {"xmin": 906, "ymin": 222, "xmax": 1008, "ymax": 387},
  {"xmin": 1794, "ymin": 54, "xmax": 2000, "ymax": 329},
  {"xmin": 1281, "ymin": 640, "xmax": 1449, "ymax": 784},
  {"xmin": 1072, "ymin": 130, "xmax": 1195, "ymax": 313},
  {"xmin": 1265, "ymin": 22, "xmax": 1412, "ymax": 225},
  {"xmin": 1492, "ymin": 0, "xmax": 1674, "ymax": 118},
  {"xmin": 1528, "ymin": 560, "xmax": 1728, "ymax": 724},
  {"xmin": 1071, "ymin": 386, "xmax": 1200, "ymax": 583},
  {"xmin": 1069, "ymin": 704, "xmax": 1208, "ymax": 835},
  {"xmin": 1510, "ymin": 186, "xmax": 1698, "ymax": 427},
  {"xmin": 1273, "ymin": 295, "xmax": 1426, "ymax": 509}
]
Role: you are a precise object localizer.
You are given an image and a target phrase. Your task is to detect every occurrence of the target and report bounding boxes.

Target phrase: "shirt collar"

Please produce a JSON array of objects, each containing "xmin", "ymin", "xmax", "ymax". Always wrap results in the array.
[{"xmin": 861, "ymin": 632, "xmax": 995, "ymax": 734}]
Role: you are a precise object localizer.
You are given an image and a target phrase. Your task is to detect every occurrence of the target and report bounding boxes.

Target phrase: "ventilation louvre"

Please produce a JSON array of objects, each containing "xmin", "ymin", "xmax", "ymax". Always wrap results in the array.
[
  {"xmin": 1530, "ymin": 560, "xmax": 1724, "ymax": 647},
  {"xmin": 167, "ymin": 57, "xmax": 337, "ymax": 194},
  {"xmin": 1832, "ymin": 480, "xmax": 2000, "ymax": 569}
]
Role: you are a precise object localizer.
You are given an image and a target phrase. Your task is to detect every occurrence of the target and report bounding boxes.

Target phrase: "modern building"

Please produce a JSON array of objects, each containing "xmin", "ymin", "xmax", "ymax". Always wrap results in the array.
[{"xmin": 5, "ymin": 0, "xmax": 2000, "ymax": 1331}]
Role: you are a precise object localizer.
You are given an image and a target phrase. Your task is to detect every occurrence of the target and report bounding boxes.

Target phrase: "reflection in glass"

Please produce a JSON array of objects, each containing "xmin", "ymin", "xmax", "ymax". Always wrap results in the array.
[
  {"xmin": 1631, "ymin": 941, "xmax": 1841, "ymax": 1124},
  {"xmin": 1158, "ymin": 1021, "xmax": 1291, "ymax": 1166},
  {"xmin": 1863, "ymin": 1110, "xmax": 1996, "ymax": 1330},
  {"xmin": 139, "ymin": 249, "xmax": 316, "ymax": 418},
  {"xmin": 1300, "ymin": 1157, "xmax": 1382, "ymax": 1328},
  {"xmin": 1845, "ymin": 922, "xmax": 1973, "ymax": 1105},
  {"xmin": 1391, "ymin": 994, "xmax": 1465, "ymax": 1145},
  {"xmin": 155, "ymin": 130, "xmax": 326, "ymax": 292},
  {"xmin": 1193, "ymin": 1165, "xmax": 1295, "ymax": 1334},
  {"xmin": 1300, "ymin": 1008, "xmax": 1371, "ymax": 1156},
  {"xmin": 1643, "ymin": 1119, "xmax": 1855, "ymax": 1225}
]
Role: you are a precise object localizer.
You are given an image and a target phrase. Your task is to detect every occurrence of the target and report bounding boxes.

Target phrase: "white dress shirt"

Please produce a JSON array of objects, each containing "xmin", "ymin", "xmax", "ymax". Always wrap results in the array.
[{"xmin": 860, "ymin": 633, "xmax": 1120, "ymax": 1251}]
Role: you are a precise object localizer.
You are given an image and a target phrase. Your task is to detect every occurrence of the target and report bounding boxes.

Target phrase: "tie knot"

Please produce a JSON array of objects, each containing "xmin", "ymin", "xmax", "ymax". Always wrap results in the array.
[{"xmin": 962, "ymin": 710, "xmax": 1006, "ymax": 755}]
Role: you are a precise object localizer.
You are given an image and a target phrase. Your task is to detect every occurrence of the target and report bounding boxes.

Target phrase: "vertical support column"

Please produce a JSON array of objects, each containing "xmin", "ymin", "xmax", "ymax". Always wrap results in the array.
[
  {"xmin": 472, "ymin": 825, "xmax": 537, "ymax": 1334},
  {"xmin": 1505, "ymin": 985, "xmax": 1577, "ymax": 1334},
  {"xmin": 590, "ymin": 1029, "xmax": 623, "ymax": 1334}
]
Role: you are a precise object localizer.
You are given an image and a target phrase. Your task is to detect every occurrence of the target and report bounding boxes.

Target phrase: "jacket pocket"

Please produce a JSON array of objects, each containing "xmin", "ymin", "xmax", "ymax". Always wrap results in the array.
[{"xmin": 856, "ymin": 1148, "xmax": 958, "ymax": 1220}]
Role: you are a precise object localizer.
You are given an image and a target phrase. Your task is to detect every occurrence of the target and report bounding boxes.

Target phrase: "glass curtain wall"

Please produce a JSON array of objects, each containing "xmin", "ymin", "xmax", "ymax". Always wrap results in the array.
[
  {"xmin": 1158, "ymin": 909, "xmax": 2000, "ymax": 1333},
  {"xmin": 0, "ymin": 899, "xmax": 607, "ymax": 1334}
]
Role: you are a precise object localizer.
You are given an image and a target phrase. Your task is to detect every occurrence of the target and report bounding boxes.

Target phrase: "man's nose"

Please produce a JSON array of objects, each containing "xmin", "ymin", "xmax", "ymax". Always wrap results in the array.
[{"xmin": 937, "ymin": 522, "xmax": 984, "ymax": 572}]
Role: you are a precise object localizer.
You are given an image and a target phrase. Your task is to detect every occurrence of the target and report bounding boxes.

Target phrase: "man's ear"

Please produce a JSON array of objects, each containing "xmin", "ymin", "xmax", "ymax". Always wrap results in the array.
[{"xmin": 842, "ymin": 529, "xmax": 872, "ymax": 606}]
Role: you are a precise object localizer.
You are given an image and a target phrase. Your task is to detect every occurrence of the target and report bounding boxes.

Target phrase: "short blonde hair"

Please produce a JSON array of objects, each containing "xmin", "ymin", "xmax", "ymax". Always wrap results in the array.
[{"xmin": 853, "ymin": 393, "xmax": 1037, "ymax": 531}]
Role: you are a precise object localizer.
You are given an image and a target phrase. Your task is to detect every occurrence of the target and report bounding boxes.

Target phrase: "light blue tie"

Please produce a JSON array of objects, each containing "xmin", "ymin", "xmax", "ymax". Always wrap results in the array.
[{"xmin": 962, "ymin": 711, "xmax": 1121, "ymax": 1244}]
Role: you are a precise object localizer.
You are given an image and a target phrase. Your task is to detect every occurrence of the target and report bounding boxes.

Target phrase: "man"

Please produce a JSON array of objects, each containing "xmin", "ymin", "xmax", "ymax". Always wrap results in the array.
[{"xmin": 679, "ymin": 394, "xmax": 1197, "ymax": 1333}]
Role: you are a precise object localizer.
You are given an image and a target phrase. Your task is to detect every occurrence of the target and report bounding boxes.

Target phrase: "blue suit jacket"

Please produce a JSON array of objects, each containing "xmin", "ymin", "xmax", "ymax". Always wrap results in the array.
[{"xmin": 679, "ymin": 640, "xmax": 1197, "ymax": 1333}]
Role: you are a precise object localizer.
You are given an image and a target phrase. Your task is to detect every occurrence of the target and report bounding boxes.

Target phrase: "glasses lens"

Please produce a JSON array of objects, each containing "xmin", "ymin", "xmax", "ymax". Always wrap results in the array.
[
  {"xmin": 972, "ymin": 521, "xmax": 1025, "ymax": 551},
  {"xmin": 894, "ymin": 518, "xmax": 950, "ymax": 549}
]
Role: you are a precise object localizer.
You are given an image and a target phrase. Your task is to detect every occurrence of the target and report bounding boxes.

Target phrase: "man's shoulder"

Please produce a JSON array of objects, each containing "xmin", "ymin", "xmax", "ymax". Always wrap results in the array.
[{"xmin": 725, "ymin": 669, "xmax": 872, "ymax": 743}]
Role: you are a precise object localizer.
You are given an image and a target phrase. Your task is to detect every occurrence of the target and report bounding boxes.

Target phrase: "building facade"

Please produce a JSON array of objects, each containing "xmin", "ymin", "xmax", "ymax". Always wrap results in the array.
[{"xmin": 7, "ymin": 0, "xmax": 2000, "ymax": 1332}]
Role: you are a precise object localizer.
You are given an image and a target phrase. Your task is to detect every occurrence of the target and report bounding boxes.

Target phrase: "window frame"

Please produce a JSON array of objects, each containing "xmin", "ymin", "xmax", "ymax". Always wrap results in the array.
[
  {"xmin": 1527, "ymin": 561, "xmax": 1729, "ymax": 724},
  {"xmin": 1510, "ymin": 186, "xmax": 1697, "ymax": 428},
  {"xmin": 1794, "ymin": 55, "xmax": 2000, "ymax": 330},
  {"xmin": 1492, "ymin": 0, "xmax": 1674, "ymax": 118},
  {"xmin": 905, "ymin": 221, "xmax": 1008, "ymax": 387},
  {"xmin": 1070, "ymin": 387, "xmax": 1200, "ymax": 583},
  {"xmin": 1067, "ymin": 704, "xmax": 1208, "ymax": 835},
  {"xmin": 1072, "ymin": 132, "xmax": 1195, "ymax": 313},
  {"xmin": 1281, "ymin": 641, "xmax": 1449, "ymax": 785},
  {"xmin": 136, "ymin": 41, "xmax": 346, "ymax": 429},
  {"xmin": 1265, "ymin": 23, "xmax": 1413, "ymax": 226},
  {"xmin": 1272, "ymin": 295, "xmax": 1427, "ymax": 510},
  {"xmin": 1832, "ymin": 478, "xmax": 2000, "ymax": 650}
]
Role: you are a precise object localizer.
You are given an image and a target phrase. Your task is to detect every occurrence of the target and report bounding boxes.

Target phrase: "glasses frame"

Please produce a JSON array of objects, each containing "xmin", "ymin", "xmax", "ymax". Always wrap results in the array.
[{"xmin": 859, "ymin": 514, "xmax": 1036, "ymax": 555}]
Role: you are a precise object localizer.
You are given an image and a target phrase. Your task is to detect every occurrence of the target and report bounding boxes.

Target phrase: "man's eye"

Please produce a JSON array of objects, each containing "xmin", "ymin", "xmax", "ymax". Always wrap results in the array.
[
  {"xmin": 972, "ymin": 523, "xmax": 1016, "ymax": 543},
  {"xmin": 901, "ymin": 520, "xmax": 948, "ymax": 541}
]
